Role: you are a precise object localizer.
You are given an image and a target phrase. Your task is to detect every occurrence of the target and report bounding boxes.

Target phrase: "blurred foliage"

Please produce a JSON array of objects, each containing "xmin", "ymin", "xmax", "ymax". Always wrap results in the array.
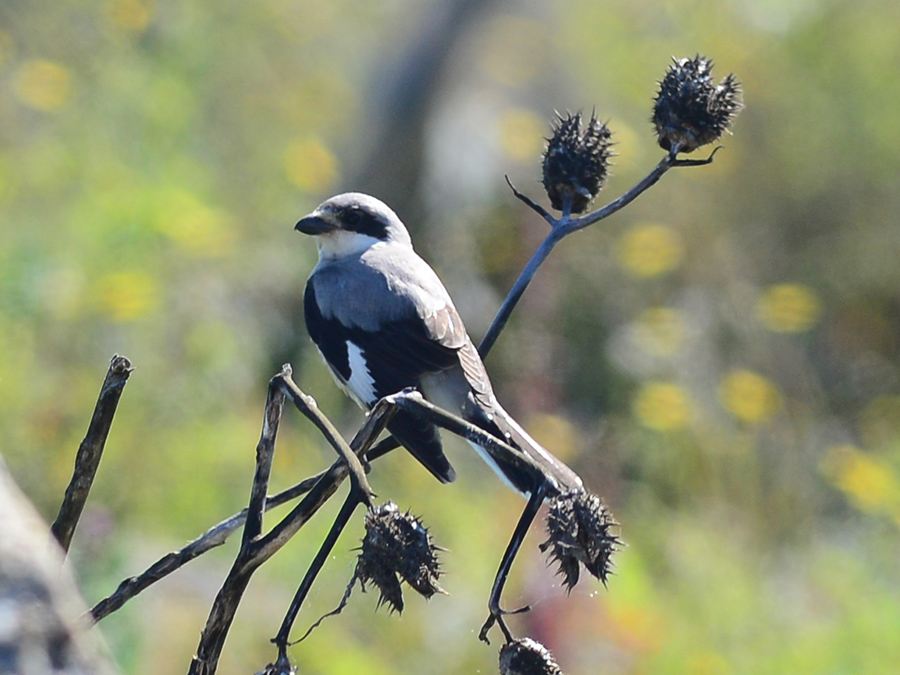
[{"xmin": 2, "ymin": 0, "xmax": 900, "ymax": 674}]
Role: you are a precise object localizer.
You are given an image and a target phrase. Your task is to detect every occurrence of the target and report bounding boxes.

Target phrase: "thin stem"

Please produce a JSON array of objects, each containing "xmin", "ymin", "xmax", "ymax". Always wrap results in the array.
[
  {"xmin": 51, "ymin": 355, "xmax": 133, "ymax": 552},
  {"xmin": 390, "ymin": 391, "xmax": 549, "ymax": 489},
  {"xmin": 276, "ymin": 373, "xmax": 374, "ymax": 505},
  {"xmin": 478, "ymin": 481, "xmax": 548, "ymax": 644},
  {"xmin": 478, "ymin": 232, "xmax": 563, "ymax": 358},
  {"xmin": 244, "ymin": 369, "xmax": 287, "ymax": 545},
  {"xmin": 480, "ymin": 149, "xmax": 690, "ymax": 358},
  {"xmin": 91, "ymin": 387, "xmax": 396, "ymax": 626},
  {"xmin": 90, "ymin": 469, "xmax": 329, "ymax": 624},
  {"xmin": 188, "ymin": 381, "xmax": 395, "ymax": 675},
  {"xmin": 272, "ymin": 490, "xmax": 363, "ymax": 651}
]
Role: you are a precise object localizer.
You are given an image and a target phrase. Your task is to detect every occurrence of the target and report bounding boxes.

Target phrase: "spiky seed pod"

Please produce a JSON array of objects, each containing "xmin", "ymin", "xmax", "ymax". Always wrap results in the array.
[
  {"xmin": 542, "ymin": 111, "xmax": 613, "ymax": 214},
  {"xmin": 354, "ymin": 502, "xmax": 444, "ymax": 613},
  {"xmin": 499, "ymin": 638, "xmax": 565, "ymax": 675},
  {"xmin": 540, "ymin": 489, "xmax": 620, "ymax": 591},
  {"xmin": 652, "ymin": 55, "xmax": 743, "ymax": 153},
  {"xmin": 255, "ymin": 654, "xmax": 297, "ymax": 675}
]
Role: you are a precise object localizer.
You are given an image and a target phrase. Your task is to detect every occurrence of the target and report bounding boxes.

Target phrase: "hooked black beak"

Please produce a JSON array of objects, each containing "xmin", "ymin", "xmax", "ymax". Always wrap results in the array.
[{"xmin": 294, "ymin": 214, "xmax": 334, "ymax": 235}]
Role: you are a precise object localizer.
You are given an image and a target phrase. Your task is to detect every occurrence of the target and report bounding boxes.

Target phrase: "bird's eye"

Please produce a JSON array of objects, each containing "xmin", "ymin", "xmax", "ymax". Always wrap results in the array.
[{"xmin": 344, "ymin": 209, "xmax": 362, "ymax": 227}]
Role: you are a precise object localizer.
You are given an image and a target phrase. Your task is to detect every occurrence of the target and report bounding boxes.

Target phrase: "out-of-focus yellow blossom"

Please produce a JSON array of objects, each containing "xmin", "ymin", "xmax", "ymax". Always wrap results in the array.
[
  {"xmin": 756, "ymin": 283, "xmax": 822, "ymax": 333},
  {"xmin": 284, "ymin": 136, "xmax": 339, "ymax": 194},
  {"xmin": 617, "ymin": 223, "xmax": 684, "ymax": 278},
  {"xmin": 498, "ymin": 108, "xmax": 544, "ymax": 162},
  {"xmin": 606, "ymin": 601, "xmax": 666, "ymax": 654},
  {"xmin": 635, "ymin": 307, "xmax": 686, "ymax": 355},
  {"xmin": 95, "ymin": 271, "xmax": 160, "ymax": 321},
  {"xmin": 609, "ymin": 122, "xmax": 638, "ymax": 165},
  {"xmin": 634, "ymin": 381, "xmax": 693, "ymax": 431},
  {"xmin": 154, "ymin": 190, "xmax": 235, "ymax": 257},
  {"xmin": 108, "ymin": 0, "xmax": 154, "ymax": 33},
  {"xmin": 526, "ymin": 412, "xmax": 581, "ymax": 463},
  {"xmin": 719, "ymin": 369, "xmax": 781, "ymax": 423},
  {"xmin": 822, "ymin": 445, "xmax": 900, "ymax": 524},
  {"xmin": 686, "ymin": 651, "xmax": 731, "ymax": 675},
  {"xmin": 14, "ymin": 60, "xmax": 71, "ymax": 111}
]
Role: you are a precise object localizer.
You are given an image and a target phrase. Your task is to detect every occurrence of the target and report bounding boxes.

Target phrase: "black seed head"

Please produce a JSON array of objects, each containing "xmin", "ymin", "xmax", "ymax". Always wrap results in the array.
[
  {"xmin": 499, "ymin": 638, "xmax": 565, "ymax": 675},
  {"xmin": 542, "ymin": 111, "xmax": 613, "ymax": 214},
  {"xmin": 256, "ymin": 653, "xmax": 297, "ymax": 675},
  {"xmin": 540, "ymin": 489, "xmax": 620, "ymax": 591},
  {"xmin": 652, "ymin": 55, "xmax": 743, "ymax": 153},
  {"xmin": 354, "ymin": 502, "xmax": 444, "ymax": 613}
]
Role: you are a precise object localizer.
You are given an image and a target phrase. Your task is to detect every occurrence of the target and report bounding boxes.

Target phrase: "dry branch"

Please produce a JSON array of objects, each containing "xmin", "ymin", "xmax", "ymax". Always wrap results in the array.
[{"xmin": 51, "ymin": 354, "xmax": 133, "ymax": 553}]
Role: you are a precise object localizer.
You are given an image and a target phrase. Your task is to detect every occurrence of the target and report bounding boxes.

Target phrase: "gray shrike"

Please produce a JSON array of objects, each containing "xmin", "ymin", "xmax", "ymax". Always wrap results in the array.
[{"xmin": 295, "ymin": 192, "xmax": 582, "ymax": 497}]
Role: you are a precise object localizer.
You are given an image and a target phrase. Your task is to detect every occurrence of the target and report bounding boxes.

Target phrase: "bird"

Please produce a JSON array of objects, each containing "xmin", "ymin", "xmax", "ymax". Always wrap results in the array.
[{"xmin": 295, "ymin": 192, "xmax": 582, "ymax": 498}]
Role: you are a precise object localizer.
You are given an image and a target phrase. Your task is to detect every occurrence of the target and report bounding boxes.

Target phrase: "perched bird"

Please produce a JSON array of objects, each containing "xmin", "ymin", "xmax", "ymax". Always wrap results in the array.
[{"xmin": 295, "ymin": 192, "xmax": 582, "ymax": 497}]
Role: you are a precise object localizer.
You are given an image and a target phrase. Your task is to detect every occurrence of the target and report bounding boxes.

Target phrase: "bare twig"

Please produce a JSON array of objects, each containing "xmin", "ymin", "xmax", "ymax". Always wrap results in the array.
[
  {"xmin": 51, "ymin": 355, "xmax": 133, "ymax": 553},
  {"xmin": 90, "ymin": 389, "xmax": 528, "ymax": 633},
  {"xmin": 90, "ymin": 391, "xmax": 395, "ymax": 625},
  {"xmin": 270, "ymin": 490, "xmax": 362, "ymax": 658},
  {"xmin": 245, "ymin": 367, "xmax": 288, "ymax": 544},
  {"xmin": 479, "ymin": 482, "xmax": 548, "ymax": 644},
  {"xmin": 189, "ymin": 368, "xmax": 290, "ymax": 675},
  {"xmin": 89, "ymin": 470, "xmax": 326, "ymax": 623},
  {"xmin": 479, "ymin": 146, "xmax": 719, "ymax": 357},
  {"xmin": 189, "ymin": 373, "xmax": 391, "ymax": 675},
  {"xmin": 390, "ymin": 392, "xmax": 548, "ymax": 487},
  {"xmin": 274, "ymin": 373, "xmax": 374, "ymax": 507}
]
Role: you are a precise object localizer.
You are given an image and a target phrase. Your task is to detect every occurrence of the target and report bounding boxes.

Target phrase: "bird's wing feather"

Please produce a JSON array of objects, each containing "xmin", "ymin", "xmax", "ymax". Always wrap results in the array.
[{"xmin": 304, "ymin": 278, "xmax": 459, "ymax": 483}]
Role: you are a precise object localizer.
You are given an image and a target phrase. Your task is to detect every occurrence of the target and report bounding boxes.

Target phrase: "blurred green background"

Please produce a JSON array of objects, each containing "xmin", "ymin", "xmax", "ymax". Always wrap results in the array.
[{"xmin": 2, "ymin": 0, "xmax": 899, "ymax": 673}]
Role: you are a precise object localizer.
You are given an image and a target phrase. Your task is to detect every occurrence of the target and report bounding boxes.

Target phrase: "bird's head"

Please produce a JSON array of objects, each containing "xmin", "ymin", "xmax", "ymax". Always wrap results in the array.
[{"xmin": 295, "ymin": 193, "xmax": 412, "ymax": 259}]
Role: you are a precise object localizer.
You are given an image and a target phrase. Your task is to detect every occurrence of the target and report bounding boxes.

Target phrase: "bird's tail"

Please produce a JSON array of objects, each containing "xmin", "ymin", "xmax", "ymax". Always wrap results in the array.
[
  {"xmin": 468, "ymin": 402, "xmax": 583, "ymax": 497},
  {"xmin": 387, "ymin": 410, "xmax": 457, "ymax": 484}
]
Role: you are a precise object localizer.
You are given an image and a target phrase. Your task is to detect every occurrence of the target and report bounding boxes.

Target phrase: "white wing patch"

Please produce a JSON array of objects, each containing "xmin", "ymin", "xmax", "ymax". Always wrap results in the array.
[
  {"xmin": 346, "ymin": 341, "xmax": 377, "ymax": 406},
  {"xmin": 468, "ymin": 440, "xmax": 527, "ymax": 496}
]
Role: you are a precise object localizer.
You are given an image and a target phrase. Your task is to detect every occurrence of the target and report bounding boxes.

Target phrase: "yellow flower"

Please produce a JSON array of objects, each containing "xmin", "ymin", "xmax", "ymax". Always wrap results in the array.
[
  {"xmin": 617, "ymin": 223, "xmax": 684, "ymax": 278},
  {"xmin": 756, "ymin": 283, "xmax": 821, "ymax": 333},
  {"xmin": 526, "ymin": 413, "xmax": 581, "ymax": 463},
  {"xmin": 96, "ymin": 271, "xmax": 159, "ymax": 322},
  {"xmin": 498, "ymin": 108, "xmax": 544, "ymax": 162},
  {"xmin": 15, "ymin": 60, "xmax": 71, "ymax": 111},
  {"xmin": 719, "ymin": 370, "xmax": 781, "ymax": 423},
  {"xmin": 821, "ymin": 445, "xmax": 900, "ymax": 521},
  {"xmin": 283, "ymin": 137, "xmax": 339, "ymax": 194},
  {"xmin": 154, "ymin": 190, "xmax": 235, "ymax": 257},
  {"xmin": 634, "ymin": 381, "xmax": 693, "ymax": 431},
  {"xmin": 108, "ymin": 0, "xmax": 154, "ymax": 33}
]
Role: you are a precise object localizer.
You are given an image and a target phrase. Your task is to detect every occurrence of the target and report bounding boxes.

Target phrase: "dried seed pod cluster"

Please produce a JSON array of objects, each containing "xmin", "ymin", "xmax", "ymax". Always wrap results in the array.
[
  {"xmin": 540, "ymin": 489, "xmax": 620, "ymax": 591},
  {"xmin": 354, "ymin": 502, "xmax": 444, "ymax": 613},
  {"xmin": 499, "ymin": 638, "xmax": 564, "ymax": 675},
  {"xmin": 541, "ymin": 111, "xmax": 613, "ymax": 214},
  {"xmin": 652, "ymin": 54, "xmax": 743, "ymax": 153}
]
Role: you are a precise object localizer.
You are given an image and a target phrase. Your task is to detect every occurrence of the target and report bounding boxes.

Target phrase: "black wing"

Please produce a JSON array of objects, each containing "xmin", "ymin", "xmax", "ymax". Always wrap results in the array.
[{"xmin": 304, "ymin": 280, "xmax": 460, "ymax": 483}]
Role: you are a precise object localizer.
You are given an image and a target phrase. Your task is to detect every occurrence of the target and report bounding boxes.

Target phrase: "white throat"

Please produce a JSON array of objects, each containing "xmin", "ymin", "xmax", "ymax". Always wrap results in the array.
[{"xmin": 315, "ymin": 230, "xmax": 384, "ymax": 261}]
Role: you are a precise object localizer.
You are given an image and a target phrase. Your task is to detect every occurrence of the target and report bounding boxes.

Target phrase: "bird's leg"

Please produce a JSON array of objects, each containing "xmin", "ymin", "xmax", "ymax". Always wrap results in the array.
[{"xmin": 479, "ymin": 481, "xmax": 548, "ymax": 644}]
